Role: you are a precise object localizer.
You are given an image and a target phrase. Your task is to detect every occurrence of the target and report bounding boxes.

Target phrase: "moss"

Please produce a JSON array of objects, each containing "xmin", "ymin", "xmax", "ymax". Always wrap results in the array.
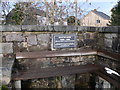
[{"xmin": 1, "ymin": 85, "xmax": 9, "ymax": 90}]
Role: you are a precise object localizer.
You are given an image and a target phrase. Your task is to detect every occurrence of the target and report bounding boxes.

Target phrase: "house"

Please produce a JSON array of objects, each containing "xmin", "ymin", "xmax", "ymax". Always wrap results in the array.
[
  {"xmin": 0, "ymin": 14, "xmax": 5, "ymax": 25},
  {"xmin": 80, "ymin": 9, "xmax": 110, "ymax": 27}
]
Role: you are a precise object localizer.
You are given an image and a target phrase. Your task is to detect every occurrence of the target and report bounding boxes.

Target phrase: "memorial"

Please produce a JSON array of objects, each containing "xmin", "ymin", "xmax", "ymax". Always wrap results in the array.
[{"xmin": 53, "ymin": 34, "xmax": 77, "ymax": 48}]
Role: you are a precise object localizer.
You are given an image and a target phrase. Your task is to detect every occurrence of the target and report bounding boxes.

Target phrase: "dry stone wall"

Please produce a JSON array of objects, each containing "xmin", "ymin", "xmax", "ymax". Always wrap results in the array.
[{"xmin": 0, "ymin": 25, "xmax": 120, "ymax": 88}]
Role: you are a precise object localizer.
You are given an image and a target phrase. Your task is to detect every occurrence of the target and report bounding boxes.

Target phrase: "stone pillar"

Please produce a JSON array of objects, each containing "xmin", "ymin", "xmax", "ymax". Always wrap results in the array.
[
  {"xmin": 0, "ymin": 43, "xmax": 14, "ymax": 85},
  {"xmin": 61, "ymin": 75, "xmax": 75, "ymax": 89},
  {"xmin": 14, "ymin": 80, "xmax": 21, "ymax": 89}
]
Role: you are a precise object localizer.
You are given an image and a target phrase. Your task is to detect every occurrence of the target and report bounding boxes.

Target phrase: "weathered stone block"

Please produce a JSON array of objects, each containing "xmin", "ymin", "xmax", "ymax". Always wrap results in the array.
[
  {"xmin": 54, "ymin": 26, "xmax": 66, "ymax": 31},
  {"xmin": 47, "ymin": 26, "xmax": 54, "ymax": 31},
  {"xmin": 37, "ymin": 25, "xmax": 48, "ymax": 31},
  {"xmin": 37, "ymin": 34, "xmax": 50, "ymax": 50},
  {"xmin": 78, "ymin": 34, "xmax": 84, "ymax": 39},
  {"xmin": 83, "ymin": 39, "xmax": 95, "ymax": 46},
  {"xmin": 112, "ymin": 38, "xmax": 120, "ymax": 52},
  {"xmin": 0, "ymin": 54, "xmax": 2, "ymax": 67},
  {"xmin": 76, "ymin": 74, "xmax": 90, "ymax": 88},
  {"xmin": 90, "ymin": 33, "xmax": 98, "ymax": 39},
  {"xmin": 27, "ymin": 35, "xmax": 37, "ymax": 45},
  {"xmin": 78, "ymin": 26, "xmax": 86, "ymax": 31},
  {"xmin": 29, "ymin": 79, "xmax": 49, "ymax": 88},
  {"xmin": 37, "ymin": 34, "xmax": 50, "ymax": 43},
  {"xmin": 13, "ymin": 42, "xmax": 28, "ymax": 53},
  {"xmin": 0, "ymin": 43, "xmax": 13, "ymax": 54},
  {"xmin": 1, "ymin": 57, "xmax": 15, "ymax": 85},
  {"xmin": 78, "ymin": 40, "xmax": 84, "ymax": 48},
  {"xmin": 6, "ymin": 33, "xmax": 25, "ymax": 41},
  {"xmin": 28, "ymin": 46, "xmax": 42, "ymax": 51},
  {"xmin": 22, "ymin": 25, "xmax": 38, "ymax": 31},
  {"xmin": 66, "ymin": 26, "xmax": 77, "ymax": 31},
  {"xmin": 61, "ymin": 75, "xmax": 75, "ymax": 88},
  {"xmin": 99, "ymin": 26, "xmax": 118, "ymax": 33},
  {"xmin": 0, "ymin": 33, "xmax": 2, "ymax": 43},
  {"xmin": 84, "ymin": 33, "xmax": 90, "ymax": 39},
  {"xmin": 22, "ymin": 42, "xmax": 28, "ymax": 48},
  {"xmin": 104, "ymin": 39, "xmax": 112, "ymax": 48},
  {"xmin": 105, "ymin": 34, "xmax": 117, "ymax": 39},
  {"xmin": 71, "ymin": 57, "xmax": 80, "ymax": 63},
  {"xmin": 1, "ymin": 25, "xmax": 21, "ymax": 32}
]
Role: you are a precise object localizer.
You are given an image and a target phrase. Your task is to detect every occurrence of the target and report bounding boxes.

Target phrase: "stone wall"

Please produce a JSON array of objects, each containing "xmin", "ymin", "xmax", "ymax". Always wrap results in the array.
[{"xmin": 0, "ymin": 25, "xmax": 120, "ymax": 88}]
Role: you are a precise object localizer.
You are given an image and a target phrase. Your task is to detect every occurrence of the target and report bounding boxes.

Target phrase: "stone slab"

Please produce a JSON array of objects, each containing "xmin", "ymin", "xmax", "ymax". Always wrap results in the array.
[
  {"xmin": 6, "ymin": 33, "xmax": 25, "ymax": 41},
  {"xmin": 1, "ymin": 57, "xmax": 15, "ymax": 85},
  {"xmin": 1, "ymin": 25, "xmax": 21, "ymax": 32},
  {"xmin": 37, "ymin": 25, "xmax": 48, "ymax": 31},
  {"xmin": 1, "ymin": 25, "xmax": 120, "ymax": 33},
  {"xmin": 37, "ymin": 34, "xmax": 50, "ymax": 43},
  {"xmin": 0, "ymin": 32, "xmax": 2, "ymax": 43},
  {"xmin": 98, "ymin": 27, "xmax": 119, "ymax": 33},
  {"xmin": 22, "ymin": 25, "xmax": 38, "ymax": 31},
  {"xmin": 27, "ymin": 35, "xmax": 37, "ymax": 45},
  {"xmin": 104, "ymin": 34, "xmax": 117, "ymax": 39},
  {"xmin": 104, "ymin": 39, "xmax": 113, "ymax": 48},
  {"xmin": 0, "ymin": 43, "xmax": 13, "ymax": 54}
]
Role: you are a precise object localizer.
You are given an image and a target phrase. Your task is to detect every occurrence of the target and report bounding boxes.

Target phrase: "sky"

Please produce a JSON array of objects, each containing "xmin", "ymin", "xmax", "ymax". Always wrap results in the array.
[
  {"xmin": 0, "ymin": 0, "xmax": 118, "ymax": 16},
  {"xmin": 81, "ymin": 1, "xmax": 118, "ymax": 16}
]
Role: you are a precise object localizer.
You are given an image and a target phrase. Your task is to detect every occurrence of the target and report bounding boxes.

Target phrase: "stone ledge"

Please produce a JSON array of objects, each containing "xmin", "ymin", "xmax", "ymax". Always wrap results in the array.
[
  {"xmin": 1, "ymin": 25, "xmax": 120, "ymax": 33},
  {"xmin": 1, "ymin": 25, "xmax": 21, "ymax": 32}
]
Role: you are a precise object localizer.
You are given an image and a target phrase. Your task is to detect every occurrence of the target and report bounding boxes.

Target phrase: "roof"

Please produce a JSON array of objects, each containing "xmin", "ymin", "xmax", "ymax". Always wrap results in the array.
[{"xmin": 92, "ymin": 10, "xmax": 110, "ymax": 20}]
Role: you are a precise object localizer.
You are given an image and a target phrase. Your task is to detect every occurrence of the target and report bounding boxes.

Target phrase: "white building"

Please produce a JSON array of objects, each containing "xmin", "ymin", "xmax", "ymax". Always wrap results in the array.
[{"xmin": 80, "ymin": 10, "xmax": 110, "ymax": 27}]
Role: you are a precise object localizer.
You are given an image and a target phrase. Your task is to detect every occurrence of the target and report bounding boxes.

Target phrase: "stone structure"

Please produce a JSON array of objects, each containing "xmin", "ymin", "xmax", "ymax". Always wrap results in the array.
[
  {"xmin": 0, "ymin": 25, "xmax": 120, "ymax": 89},
  {"xmin": 6, "ymin": 7, "xmax": 46, "ymax": 25}
]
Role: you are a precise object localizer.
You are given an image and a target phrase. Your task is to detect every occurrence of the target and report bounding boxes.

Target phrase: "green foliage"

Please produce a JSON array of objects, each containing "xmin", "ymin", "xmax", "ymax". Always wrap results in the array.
[
  {"xmin": 12, "ymin": 3, "xmax": 24, "ymax": 25},
  {"xmin": 67, "ymin": 16, "xmax": 80, "ymax": 25},
  {"xmin": 11, "ymin": 2, "xmax": 31, "ymax": 25},
  {"xmin": 110, "ymin": 1, "xmax": 120, "ymax": 26},
  {"xmin": 0, "ymin": 85, "xmax": 8, "ymax": 90}
]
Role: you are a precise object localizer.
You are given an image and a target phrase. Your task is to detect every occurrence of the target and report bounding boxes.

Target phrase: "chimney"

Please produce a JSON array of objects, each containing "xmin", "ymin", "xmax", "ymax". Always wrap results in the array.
[{"xmin": 93, "ymin": 9, "xmax": 97, "ymax": 11}]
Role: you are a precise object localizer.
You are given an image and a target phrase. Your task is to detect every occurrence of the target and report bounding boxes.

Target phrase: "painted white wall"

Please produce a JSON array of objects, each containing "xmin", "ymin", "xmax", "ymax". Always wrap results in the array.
[{"xmin": 80, "ymin": 11, "xmax": 110, "ymax": 27}]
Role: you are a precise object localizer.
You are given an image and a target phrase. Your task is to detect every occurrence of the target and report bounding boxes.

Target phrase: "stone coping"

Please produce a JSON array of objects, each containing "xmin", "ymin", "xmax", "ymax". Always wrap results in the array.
[{"xmin": 1, "ymin": 25, "xmax": 120, "ymax": 33}]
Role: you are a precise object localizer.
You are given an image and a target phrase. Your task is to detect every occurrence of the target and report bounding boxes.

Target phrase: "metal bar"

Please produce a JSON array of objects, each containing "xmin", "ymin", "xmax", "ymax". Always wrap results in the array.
[
  {"xmin": 95, "ymin": 70, "xmax": 120, "ymax": 88},
  {"xmin": 51, "ymin": 0, "xmax": 54, "ymax": 25},
  {"xmin": 45, "ymin": 1, "xmax": 49, "ymax": 25},
  {"xmin": 12, "ymin": 64, "xmax": 103, "ymax": 80},
  {"xmin": 75, "ymin": 0, "xmax": 78, "ymax": 26}
]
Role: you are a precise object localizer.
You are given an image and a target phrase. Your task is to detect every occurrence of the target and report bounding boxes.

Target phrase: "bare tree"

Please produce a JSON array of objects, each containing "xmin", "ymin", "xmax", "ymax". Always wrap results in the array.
[
  {"xmin": 5, "ymin": 0, "xmax": 90, "ymax": 25},
  {"xmin": 35, "ymin": 0, "xmax": 83, "ymax": 25},
  {"xmin": 1, "ymin": 2, "xmax": 11, "ymax": 16}
]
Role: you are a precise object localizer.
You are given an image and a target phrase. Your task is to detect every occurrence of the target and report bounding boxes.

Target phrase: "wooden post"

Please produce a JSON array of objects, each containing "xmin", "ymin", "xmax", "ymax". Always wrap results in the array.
[
  {"xmin": 75, "ymin": 0, "xmax": 78, "ymax": 26},
  {"xmin": 14, "ymin": 80, "xmax": 21, "ymax": 89},
  {"xmin": 45, "ymin": 1, "xmax": 49, "ymax": 25},
  {"xmin": 51, "ymin": 0, "xmax": 55, "ymax": 25}
]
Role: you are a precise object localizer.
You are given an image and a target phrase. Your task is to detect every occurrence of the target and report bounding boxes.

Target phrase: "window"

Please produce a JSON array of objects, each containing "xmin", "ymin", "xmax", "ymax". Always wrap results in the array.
[{"xmin": 96, "ymin": 20, "xmax": 100, "ymax": 23}]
